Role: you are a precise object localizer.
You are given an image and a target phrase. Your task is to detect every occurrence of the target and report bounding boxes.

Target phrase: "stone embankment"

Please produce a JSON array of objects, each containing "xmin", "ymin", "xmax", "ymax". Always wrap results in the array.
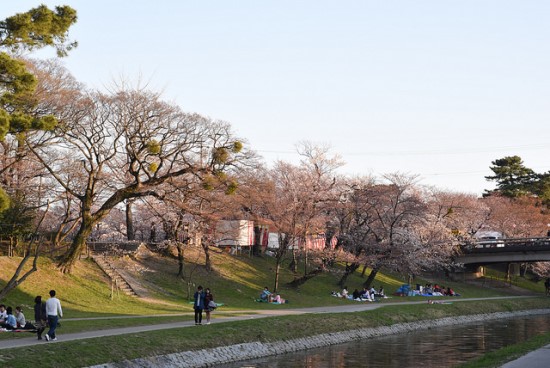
[{"xmin": 90, "ymin": 309, "xmax": 550, "ymax": 368}]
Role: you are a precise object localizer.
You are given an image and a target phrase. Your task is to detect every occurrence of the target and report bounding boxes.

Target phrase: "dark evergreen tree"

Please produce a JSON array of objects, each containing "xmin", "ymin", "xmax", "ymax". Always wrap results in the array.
[
  {"xmin": 0, "ymin": 5, "xmax": 77, "ymax": 211},
  {"xmin": 484, "ymin": 156, "xmax": 536, "ymax": 198},
  {"xmin": 0, "ymin": 5, "xmax": 77, "ymax": 138}
]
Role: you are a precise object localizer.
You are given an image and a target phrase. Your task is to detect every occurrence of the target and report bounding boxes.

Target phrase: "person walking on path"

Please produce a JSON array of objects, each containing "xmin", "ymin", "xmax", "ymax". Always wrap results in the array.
[
  {"xmin": 204, "ymin": 288, "xmax": 215, "ymax": 325},
  {"xmin": 34, "ymin": 296, "xmax": 47, "ymax": 340},
  {"xmin": 45, "ymin": 290, "xmax": 63, "ymax": 341},
  {"xmin": 193, "ymin": 285, "xmax": 205, "ymax": 325}
]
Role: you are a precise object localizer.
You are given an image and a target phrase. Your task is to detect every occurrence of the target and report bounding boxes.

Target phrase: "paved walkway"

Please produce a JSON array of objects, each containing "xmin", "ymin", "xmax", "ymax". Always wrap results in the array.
[
  {"xmin": 0, "ymin": 303, "xmax": 384, "ymax": 349},
  {"xmin": 0, "ymin": 296, "xmax": 532, "ymax": 351},
  {"xmin": 501, "ymin": 344, "xmax": 550, "ymax": 368}
]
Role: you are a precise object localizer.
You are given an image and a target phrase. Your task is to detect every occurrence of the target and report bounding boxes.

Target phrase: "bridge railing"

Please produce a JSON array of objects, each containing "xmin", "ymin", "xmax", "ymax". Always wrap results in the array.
[{"xmin": 467, "ymin": 237, "xmax": 550, "ymax": 253}]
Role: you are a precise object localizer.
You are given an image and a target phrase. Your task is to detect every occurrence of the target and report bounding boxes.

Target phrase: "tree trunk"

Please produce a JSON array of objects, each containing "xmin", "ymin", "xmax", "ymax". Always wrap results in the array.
[
  {"xmin": 287, "ymin": 268, "xmax": 322, "ymax": 288},
  {"xmin": 338, "ymin": 262, "xmax": 360, "ymax": 288},
  {"xmin": 289, "ymin": 249, "xmax": 298, "ymax": 273},
  {"xmin": 0, "ymin": 241, "xmax": 42, "ymax": 300},
  {"xmin": 363, "ymin": 267, "xmax": 379, "ymax": 289},
  {"xmin": 274, "ymin": 257, "xmax": 281, "ymax": 292},
  {"xmin": 149, "ymin": 222, "xmax": 156, "ymax": 242},
  {"xmin": 361, "ymin": 264, "xmax": 368, "ymax": 277},
  {"xmin": 303, "ymin": 244, "xmax": 308, "ymax": 277},
  {"xmin": 519, "ymin": 263, "xmax": 527, "ymax": 277},
  {"xmin": 202, "ymin": 239, "xmax": 211, "ymax": 272},
  {"xmin": 52, "ymin": 219, "xmax": 80, "ymax": 247},
  {"xmin": 53, "ymin": 226, "xmax": 63, "ymax": 247},
  {"xmin": 176, "ymin": 242, "xmax": 185, "ymax": 278},
  {"xmin": 126, "ymin": 200, "xmax": 135, "ymax": 241},
  {"xmin": 58, "ymin": 220, "xmax": 93, "ymax": 273}
]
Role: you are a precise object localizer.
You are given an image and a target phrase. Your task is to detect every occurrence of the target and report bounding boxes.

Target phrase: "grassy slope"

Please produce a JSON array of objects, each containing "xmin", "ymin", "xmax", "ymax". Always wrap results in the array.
[
  {"xmin": 1, "ymin": 247, "xmax": 550, "ymax": 367},
  {"xmin": 0, "ymin": 257, "xmax": 182, "ymax": 316},
  {"xmin": 0, "ymin": 246, "xmax": 543, "ymax": 315}
]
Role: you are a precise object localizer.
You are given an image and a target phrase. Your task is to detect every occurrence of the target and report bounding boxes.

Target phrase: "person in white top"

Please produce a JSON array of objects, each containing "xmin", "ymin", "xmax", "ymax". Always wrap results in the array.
[
  {"xmin": 45, "ymin": 289, "xmax": 63, "ymax": 341},
  {"xmin": 15, "ymin": 306, "xmax": 26, "ymax": 328},
  {"xmin": 0, "ymin": 304, "xmax": 7, "ymax": 322}
]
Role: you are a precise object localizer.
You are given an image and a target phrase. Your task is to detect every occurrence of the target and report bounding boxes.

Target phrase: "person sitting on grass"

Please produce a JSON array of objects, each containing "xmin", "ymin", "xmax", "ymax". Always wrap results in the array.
[
  {"xmin": 15, "ymin": 306, "xmax": 27, "ymax": 329},
  {"xmin": 0, "ymin": 304, "xmax": 7, "ymax": 323},
  {"xmin": 360, "ymin": 287, "xmax": 373, "ymax": 302},
  {"xmin": 260, "ymin": 286, "xmax": 272, "ymax": 302},
  {"xmin": 446, "ymin": 287, "xmax": 460, "ymax": 296},
  {"xmin": 432, "ymin": 285, "xmax": 444, "ymax": 296},
  {"xmin": 0, "ymin": 307, "xmax": 17, "ymax": 330},
  {"xmin": 341, "ymin": 286, "xmax": 349, "ymax": 299},
  {"xmin": 272, "ymin": 294, "xmax": 286, "ymax": 304}
]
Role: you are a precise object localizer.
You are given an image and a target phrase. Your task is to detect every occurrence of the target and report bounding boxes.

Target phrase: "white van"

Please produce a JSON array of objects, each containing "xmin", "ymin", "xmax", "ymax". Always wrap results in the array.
[{"xmin": 474, "ymin": 231, "xmax": 505, "ymax": 248}]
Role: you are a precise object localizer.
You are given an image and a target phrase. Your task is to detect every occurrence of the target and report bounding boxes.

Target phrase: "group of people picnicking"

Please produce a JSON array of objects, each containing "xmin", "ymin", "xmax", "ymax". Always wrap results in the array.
[
  {"xmin": 394, "ymin": 282, "xmax": 461, "ymax": 297},
  {"xmin": 415, "ymin": 283, "xmax": 459, "ymax": 297},
  {"xmin": 193, "ymin": 285, "xmax": 217, "ymax": 325},
  {"xmin": 259, "ymin": 286, "xmax": 287, "ymax": 304},
  {"xmin": 332, "ymin": 286, "xmax": 386, "ymax": 302},
  {"xmin": 0, "ymin": 290, "xmax": 63, "ymax": 341}
]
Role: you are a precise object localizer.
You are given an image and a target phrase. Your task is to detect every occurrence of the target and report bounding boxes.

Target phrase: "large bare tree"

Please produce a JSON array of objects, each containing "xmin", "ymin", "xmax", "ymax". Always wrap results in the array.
[{"xmin": 27, "ymin": 86, "xmax": 246, "ymax": 273}]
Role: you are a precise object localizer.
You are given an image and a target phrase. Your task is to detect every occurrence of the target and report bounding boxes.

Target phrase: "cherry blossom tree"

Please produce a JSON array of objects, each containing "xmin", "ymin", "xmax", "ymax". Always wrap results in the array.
[{"xmin": 482, "ymin": 195, "xmax": 550, "ymax": 238}]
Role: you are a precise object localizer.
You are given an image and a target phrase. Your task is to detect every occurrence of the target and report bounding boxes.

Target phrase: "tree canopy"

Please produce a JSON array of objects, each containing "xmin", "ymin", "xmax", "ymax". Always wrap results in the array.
[
  {"xmin": 0, "ymin": 5, "xmax": 77, "ymax": 225},
  {"xmin": 0, "ymin": 5, "xmax": 77, "ymax": 56},
  {"xmin": 485, "ymin": 155, "xmax": 550, "ymax": 205},
  {"xmin": 0, "ymin": 5, "xmax": 77, "ymax": 141}
]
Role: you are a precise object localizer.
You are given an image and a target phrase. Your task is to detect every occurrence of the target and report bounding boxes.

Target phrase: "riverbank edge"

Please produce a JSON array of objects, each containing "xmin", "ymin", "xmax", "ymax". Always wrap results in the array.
[{"xmin": 90, "ymin": 308, "xmax": 550, "ymax": 368}]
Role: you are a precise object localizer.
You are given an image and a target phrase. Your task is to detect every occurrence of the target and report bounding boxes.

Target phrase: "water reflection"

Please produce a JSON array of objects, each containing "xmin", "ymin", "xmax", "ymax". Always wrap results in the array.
[{"xmin": 222, "ymin": 315, "xmax": 550, "ymax": 368}]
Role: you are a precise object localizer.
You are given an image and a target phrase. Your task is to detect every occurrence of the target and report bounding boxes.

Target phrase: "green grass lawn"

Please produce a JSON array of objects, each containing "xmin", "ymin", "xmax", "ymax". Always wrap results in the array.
[
  {"xmin": 1, "ymin": 297, "xmax": 549, "ymax": 368},
  {"xmin": 1, "ymin": 247, "xmax": 549, "ymax": 367},
  {"xmin": 0, "ymin": 248, "xmax": 528, "ymax": 317}
]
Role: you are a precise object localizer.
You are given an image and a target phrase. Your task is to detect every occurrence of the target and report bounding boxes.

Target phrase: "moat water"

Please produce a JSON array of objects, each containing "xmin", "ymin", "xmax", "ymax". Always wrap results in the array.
[{"xmin": 221, "ymin": 314, "xmax": 550, "ymax": 367}]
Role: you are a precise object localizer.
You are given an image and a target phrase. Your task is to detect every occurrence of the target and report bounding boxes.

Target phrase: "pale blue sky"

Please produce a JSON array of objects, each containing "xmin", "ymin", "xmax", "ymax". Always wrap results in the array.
[{"xmin": 4, "ymin": 1, "xmax": 550, "ymax": 194}]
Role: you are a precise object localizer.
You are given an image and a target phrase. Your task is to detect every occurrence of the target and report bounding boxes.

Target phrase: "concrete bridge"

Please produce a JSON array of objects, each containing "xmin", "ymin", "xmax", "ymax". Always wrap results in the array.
[{"xmin": 456, "ymin": 237, "xmax": 550, "ymax": 265}]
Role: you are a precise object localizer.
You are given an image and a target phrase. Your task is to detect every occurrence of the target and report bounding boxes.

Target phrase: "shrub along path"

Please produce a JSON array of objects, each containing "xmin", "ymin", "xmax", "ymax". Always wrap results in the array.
[{"xmin": 0, "ymin": 296, "xmax": 531, "ymax": 350}]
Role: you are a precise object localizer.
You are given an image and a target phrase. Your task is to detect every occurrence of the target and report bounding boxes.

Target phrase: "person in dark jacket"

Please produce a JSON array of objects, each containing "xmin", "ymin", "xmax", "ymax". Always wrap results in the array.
[
  {"xmin": 34, "ymin": 295, "xmax": 47, "ymax": 340},
  {"xmin": 193, "ymin": 286, "xmax": 205, "ymax": 325}
]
